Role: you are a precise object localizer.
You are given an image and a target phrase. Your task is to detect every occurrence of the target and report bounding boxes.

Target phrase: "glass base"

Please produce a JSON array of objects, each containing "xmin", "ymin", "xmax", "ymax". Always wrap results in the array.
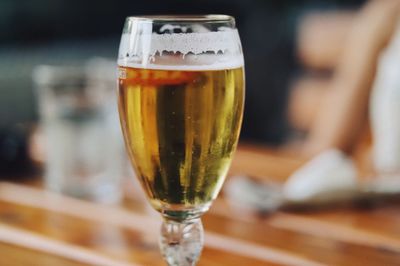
[
  {"xmin": 153, "ymin": 201, "xmax": 211, "ymax": 222},
  {"xmin": 160, "ymin": 218, "xmax": 204, "ymax": 266}
]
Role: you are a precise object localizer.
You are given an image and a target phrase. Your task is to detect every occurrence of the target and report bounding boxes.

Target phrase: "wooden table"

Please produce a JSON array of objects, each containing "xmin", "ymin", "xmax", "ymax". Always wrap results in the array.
[{"xmin": 1, "ymin": 145, "xmax": 400, "ymax": 266}]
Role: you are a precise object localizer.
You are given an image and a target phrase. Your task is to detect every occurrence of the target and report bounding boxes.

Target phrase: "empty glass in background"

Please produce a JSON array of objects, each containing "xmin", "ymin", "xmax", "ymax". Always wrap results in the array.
[{"xmin": 33, "ymin": 59, "xmax": 125, "ymax": 204}]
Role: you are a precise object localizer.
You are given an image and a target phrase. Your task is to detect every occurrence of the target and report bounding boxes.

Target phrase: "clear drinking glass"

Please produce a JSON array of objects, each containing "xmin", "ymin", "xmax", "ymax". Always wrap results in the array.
[
  {"xmin": 117, "ymin": 15, "xmax": 245, "ymax": 265},
  {"xmin": 34, "ymin": 63, "xmax": 125, "ymax": 203}
]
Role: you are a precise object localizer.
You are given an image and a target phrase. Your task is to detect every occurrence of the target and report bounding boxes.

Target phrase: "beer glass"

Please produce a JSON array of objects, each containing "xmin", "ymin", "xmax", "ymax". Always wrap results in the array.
[{"xmin": 117, "ymin": 15, "xmax": 244, "ymax": 265}]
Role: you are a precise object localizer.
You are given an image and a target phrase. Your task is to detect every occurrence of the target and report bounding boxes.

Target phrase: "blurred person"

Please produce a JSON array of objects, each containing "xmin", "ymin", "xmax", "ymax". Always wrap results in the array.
[
  {"xmin": 285, "ymin": 0, "xmax": 400, "ymax": 201},
  {"xmin": 304, "ymin": 0, "xmax": 400, "ymax": 157}
]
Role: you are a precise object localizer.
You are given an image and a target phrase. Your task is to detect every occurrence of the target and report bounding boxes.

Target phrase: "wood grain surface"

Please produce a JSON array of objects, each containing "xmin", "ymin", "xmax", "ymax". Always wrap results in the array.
[{"xmin": 0, "ymin": 145, "xmax": 399, "ymax": 266}]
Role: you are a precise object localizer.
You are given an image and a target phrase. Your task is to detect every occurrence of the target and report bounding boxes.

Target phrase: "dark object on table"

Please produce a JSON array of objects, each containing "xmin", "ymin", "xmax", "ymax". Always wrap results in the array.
[{"xmin": 0, "ymin": 125, "xmax": 39, "ymax": 179}]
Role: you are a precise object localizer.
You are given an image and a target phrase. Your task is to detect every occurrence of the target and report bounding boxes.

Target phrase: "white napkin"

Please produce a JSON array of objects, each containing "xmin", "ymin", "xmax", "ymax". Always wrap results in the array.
[
  {"xmin": 365, "ymin": 175, "xmax": 400, "ymax": 194},
  {"xmin": 283, "ymin": 149, "xmax": 358, "ymax": 201}
]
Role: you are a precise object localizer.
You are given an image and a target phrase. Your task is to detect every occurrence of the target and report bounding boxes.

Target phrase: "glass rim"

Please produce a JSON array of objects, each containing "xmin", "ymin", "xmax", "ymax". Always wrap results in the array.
[{"xmin": 125, "ymin": 14, "xmax": 235, "ymax": 23}]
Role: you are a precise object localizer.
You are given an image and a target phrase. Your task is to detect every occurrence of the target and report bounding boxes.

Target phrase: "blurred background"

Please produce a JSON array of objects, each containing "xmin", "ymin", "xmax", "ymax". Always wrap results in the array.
[
  {"xmin": 4, "ymin": 1, "xmax": 400, "ymax": 265},
  {"xmin": 0, "ymin": 0, "xmax": 366, "ymax": 179}
]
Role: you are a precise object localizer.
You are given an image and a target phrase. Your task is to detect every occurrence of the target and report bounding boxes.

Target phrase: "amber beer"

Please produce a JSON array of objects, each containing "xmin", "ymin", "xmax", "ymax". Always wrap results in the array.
[{"xmin": 118, "ymin": 65, "xmax": 244, "ymax": 212}]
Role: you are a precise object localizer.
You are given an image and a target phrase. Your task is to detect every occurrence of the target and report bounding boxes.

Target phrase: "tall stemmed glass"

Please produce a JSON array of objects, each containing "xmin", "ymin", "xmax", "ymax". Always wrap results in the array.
[{"xmin": 117, "ymin": 15, "xmax": 244, "ymax": 265}]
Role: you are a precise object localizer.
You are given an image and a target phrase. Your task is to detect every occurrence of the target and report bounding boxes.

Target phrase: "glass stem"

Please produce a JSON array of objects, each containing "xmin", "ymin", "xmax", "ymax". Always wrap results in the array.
[{"xmin": 159, "ymin": 218, "xmax": 204, "ymax": 266}]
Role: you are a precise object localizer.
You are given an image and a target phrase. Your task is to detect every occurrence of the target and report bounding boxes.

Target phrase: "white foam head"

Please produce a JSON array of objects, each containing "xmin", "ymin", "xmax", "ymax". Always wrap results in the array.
[{"xmin": 118, "ymin": 24, "xmax": 244, "ymax": 71}]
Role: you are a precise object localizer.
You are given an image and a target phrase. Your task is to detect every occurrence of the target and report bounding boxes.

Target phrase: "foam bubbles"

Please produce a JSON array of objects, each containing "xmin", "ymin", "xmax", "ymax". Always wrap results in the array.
[
  {"xmin": 149, "ymin": 30, "xmax": 240, "ymax": 56},
  {"xmin": 118, "ymin": 27, "xmax": 243, "ymax": 71}
]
